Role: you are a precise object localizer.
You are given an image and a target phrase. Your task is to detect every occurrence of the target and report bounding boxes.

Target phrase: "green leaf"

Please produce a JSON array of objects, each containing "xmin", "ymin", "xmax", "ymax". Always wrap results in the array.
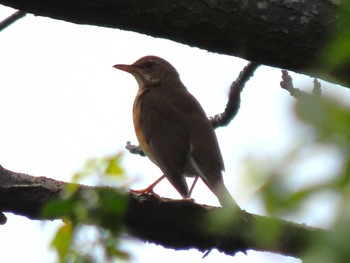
[
  {"xmin": 324, "ymin": 2, "xmax": 350, "ymax": 66},
  {"xmin": 295, "ymin": 96, "xmax": 350, "ymax": 147},
  {"xmin": 51, "ymin": 222, "xmax": 73, "ymax": 261},
  {"xmin": 105, "ymin": 153, "xmax": 125, "ymax": 177}
]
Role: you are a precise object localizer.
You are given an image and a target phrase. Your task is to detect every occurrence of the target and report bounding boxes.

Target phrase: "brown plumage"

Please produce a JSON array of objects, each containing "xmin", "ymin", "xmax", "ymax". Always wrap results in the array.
[{"xmin": 113, "ymin": 56, "xmax": 240, "ymax": 209}]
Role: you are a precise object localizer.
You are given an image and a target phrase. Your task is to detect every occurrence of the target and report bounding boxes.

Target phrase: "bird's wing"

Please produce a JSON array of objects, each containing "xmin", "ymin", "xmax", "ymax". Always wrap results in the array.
[
  {"xmin": 180, "ymin": 92, "xmax": 235, "ymax": 207},
  {"xmin": 140, "ymin": 86, "xmax": 238, "ymax": 208},
  {"xmin": 139, "ymin": 87, "xmax": 191, "ymax": 198},
  {"xmin": 182, "ymin": 93, "xmax": 226, "ymax": 189}
]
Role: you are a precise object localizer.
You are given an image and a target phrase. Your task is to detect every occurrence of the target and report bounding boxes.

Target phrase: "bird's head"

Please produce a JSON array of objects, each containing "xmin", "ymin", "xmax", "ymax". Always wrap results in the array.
[{"xmin": 113, "ymin": 56, "xmax": 180, "ymax": 88}]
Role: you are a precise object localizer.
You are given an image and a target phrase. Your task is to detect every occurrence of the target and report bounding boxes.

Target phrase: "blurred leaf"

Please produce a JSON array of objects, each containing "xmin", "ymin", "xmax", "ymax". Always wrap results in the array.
[
  {"xmin": 51, "ymin": 222, "xmax": 73, "ymax": 261},
  {"xmin": 110, "ymin": 249, "xmax": 130, "ymax": 261},
  {"xmin": 261, "ymin": 172, "xmax": 292, "ymax": 215},
  {"xmin": 72, "ymin": 159, "xmax": 99, "ymax": 183},
  {"xmin": 261, "ymin": 175, "xmax": 335, "ymax": 216},
  {"xmin": 295, "ymin": 96, "xmax": 350, "ymax": 147},
  {"xmin": 335, "ymin": 157, "xmax": 350, "ymax": 189},
  {"xmin": 323, "ymin": 2, "xmax": 350, "ymax": 71},
  {"xmin": 102, "ymin": 230, "xmax": 131, "ymax": 260},
  {"xmin": 45, "ymin": 187, "xmax": 129, "ymax": 262},
  {"xmin": 89, "ymin": 188, "xmax": 128, "ymax": 232},
  {"xmin": 42, "ymin": 193, "xmax": 82, "ymax": 220},
  {"xmin": 303, "ymin": 216, "xmax": 350, "ymax": 263},
  {"xmin": 64, "ymin": 183, "xmax": 80, "ymax": 196},
  {"xmin": 45, "ymin": 150, "xmax": 130, "ymax": 262},
  {"xmin": 72, "ymin": 152, "xmax": 126, "ymax": 185},
  {"xmin": 251, "ymin": 215, "xmax": 282, "ymax": 248},
  {"xmin": 205, "ymin": 207, "xmax": 241, "ymax": 235},
  {"xmin": 105, "ymin": 153, "xmax": 125, "ymax": 177},
  {"xmin": 43, "ymin": 187, "xmax": 128, "ymax": 229}
]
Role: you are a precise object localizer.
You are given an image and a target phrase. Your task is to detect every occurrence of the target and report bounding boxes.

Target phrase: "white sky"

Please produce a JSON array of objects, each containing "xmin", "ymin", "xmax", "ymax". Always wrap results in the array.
[{"xmin": 0, "ymin": 5, "xmax": 349, "ymax": 263}]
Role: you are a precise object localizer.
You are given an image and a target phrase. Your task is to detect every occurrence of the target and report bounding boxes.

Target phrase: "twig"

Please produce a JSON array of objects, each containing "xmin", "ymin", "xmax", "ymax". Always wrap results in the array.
[
  {"xmin": 125, "ymin": 141, "xmax": 145, "ymax": 156},
  {"xmin": 313, "ymin": 79, "xmax": 322, "ymax": 96},
  {"xmin": 210, "ymin": 61, "xmax": 260, "ymax": 128},
  {"xmin": 280, "ymin": 70, "xmax": 322, "ymax": 99},
  {"xmin": 0, "ymin": 10, "xmax": 27, "ymax": 32}
]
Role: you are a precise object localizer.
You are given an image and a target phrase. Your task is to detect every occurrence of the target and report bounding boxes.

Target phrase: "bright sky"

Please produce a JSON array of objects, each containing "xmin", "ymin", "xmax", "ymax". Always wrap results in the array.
[{"xmin": 1, "ymin": 5, "xmax": 349, "ymax": 263}]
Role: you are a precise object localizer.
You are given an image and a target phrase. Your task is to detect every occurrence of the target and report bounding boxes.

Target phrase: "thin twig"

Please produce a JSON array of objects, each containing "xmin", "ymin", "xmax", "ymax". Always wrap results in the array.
[
  {"xmin": 125, "ymin": 141, "xmax": 145, "ymax": 156},
  {"xmin": 0, "ymin": 10, "xmax": 27, "ymax": 32},
  {"xmin": 210, "ymin": 62, "xmax": 260, "ymax": 128},
  {"xmin": 313, "ymin": 79, "xmax": 322, "ymax": 97},
  {"xmin": 280, "ymin": 70, "xmax": 322, "ymax": 99}
]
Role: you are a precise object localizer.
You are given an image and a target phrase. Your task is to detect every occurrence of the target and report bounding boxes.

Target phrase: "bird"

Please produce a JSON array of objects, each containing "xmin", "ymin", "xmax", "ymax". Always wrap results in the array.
[{"xmin": 113, "ymin": 56, "xmax": 240, "ymax": 209}]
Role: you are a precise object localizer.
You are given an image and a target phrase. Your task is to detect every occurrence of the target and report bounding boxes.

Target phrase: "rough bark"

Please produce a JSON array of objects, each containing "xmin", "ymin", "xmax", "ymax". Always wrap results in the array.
[
  {"xmin": 0, "ymin": 0, "xmax": 349, "ymax": 86},
  {"xmin": 0, "ymin": 165, "xmax": 324, "ymax": 258}
]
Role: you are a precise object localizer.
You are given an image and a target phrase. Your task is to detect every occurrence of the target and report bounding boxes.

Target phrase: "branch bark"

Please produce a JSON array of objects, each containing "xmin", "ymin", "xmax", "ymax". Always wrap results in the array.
[
  {"xmin": 0, "ymin": 165, "xmax": 324, "ymax": 259},
  {"xmin": 0, "ymin": 0, "xmax": 348, "ymax": 86}
]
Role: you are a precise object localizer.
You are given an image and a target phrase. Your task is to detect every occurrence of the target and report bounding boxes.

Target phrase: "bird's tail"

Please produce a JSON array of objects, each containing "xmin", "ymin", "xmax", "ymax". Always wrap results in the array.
[{"xmin": 212, "ymin": 181, "xmax": 241, "ymax": 211}]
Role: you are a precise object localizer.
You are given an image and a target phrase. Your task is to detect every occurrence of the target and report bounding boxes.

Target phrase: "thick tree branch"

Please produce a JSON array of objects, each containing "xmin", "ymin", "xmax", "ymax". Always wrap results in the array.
[
  {"xmin": 0, "ymin": 0, "xmax": 348, "ymax": 86},
  {"xmin": 0, "ymin": 165, "xmax": 324, "ymax": 259}
]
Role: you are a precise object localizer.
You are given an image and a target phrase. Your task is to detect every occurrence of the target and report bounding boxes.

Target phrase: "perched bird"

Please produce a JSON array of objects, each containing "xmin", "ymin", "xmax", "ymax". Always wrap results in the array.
[{"xmin": 113, "ymin": 56, "xmax": 240, "ymax": 209}]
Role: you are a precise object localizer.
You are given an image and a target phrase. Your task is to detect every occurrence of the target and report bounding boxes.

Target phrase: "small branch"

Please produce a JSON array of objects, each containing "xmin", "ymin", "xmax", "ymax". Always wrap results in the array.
[
  {"xmin": 0, "ymin": 164, "xmax": 325, "ymax": 259},
  {"xmin": 210, "ymin": 62, "xmax": 260, "ymax": 128},
  {"xmin": 280, "ymin": 69, "xmax": 322, "ymax": 99},
  {"xmin": 313, "ymin": 79, "xmax": 322, "ymax": 96},
  {"xmin": 280, "ymin": 69, "xmax": 306, "ymax": 98},
  {"xmin": 125, "ymin": 141, "xmax": 145, "ymax": 156},
  {"xmin": 0, "ymin": 10, "xmax": 26, "ymax": 31}
]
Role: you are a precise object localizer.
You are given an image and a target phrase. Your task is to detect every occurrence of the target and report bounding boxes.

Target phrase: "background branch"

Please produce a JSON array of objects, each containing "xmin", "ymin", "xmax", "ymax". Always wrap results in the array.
[
  {"xmin": 280, "ymin": 70, "xmax": 322, "ymax": 99},
  {"xmin": 0, "ymin": 9, "xmax": 26, "ymax": 31},
  {"xmin": 210, "ymin": 62, "xmax": 260, "ymax": 128},
  {"xmin": 0, "ymin": 0, "xmax": 348, "ymax": 86}
]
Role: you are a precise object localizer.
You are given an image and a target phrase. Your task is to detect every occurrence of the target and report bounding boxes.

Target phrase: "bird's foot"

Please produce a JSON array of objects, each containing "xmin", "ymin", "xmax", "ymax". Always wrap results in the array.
[
  {"xmin": 130, "ymin": 175, "xmax": 165, "ymax": 198},
  {"xmin": 183, "ymin": 197, "xmax": 196, "ymax": 203},
  {"xmin": 130, "ymin": 187, "xmax": 161, "ymax": 199}
]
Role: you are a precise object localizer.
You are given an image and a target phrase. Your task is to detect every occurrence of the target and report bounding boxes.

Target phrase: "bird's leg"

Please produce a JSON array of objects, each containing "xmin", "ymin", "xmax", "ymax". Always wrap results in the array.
[
  {"xmin": 188, "ymin": 176, "xmax": 199, "ymax": 197},
  {"xmin": 130, "ymin": 175, "xmax": 165, "ymax": 197}
]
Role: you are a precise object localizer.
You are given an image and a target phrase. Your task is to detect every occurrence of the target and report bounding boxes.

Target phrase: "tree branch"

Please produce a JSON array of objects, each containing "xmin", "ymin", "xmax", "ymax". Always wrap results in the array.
[
  {"xmin": 0, "ymin": 165, "xmax": 324, "ymax": 259},
  {"xmin": 280, "ymin": 70, "xmax": 322, "ymax": 99},
  {"xmin": 0, "ymin": 0, "xmax": 348, "ymax": 86},
  {"xmin": 0, "ymin": 9, "xmax": 26, "ymax": 31},
  {"xmin": 210, "ymin": 61, "xmax": 260, "ymax": 128}
]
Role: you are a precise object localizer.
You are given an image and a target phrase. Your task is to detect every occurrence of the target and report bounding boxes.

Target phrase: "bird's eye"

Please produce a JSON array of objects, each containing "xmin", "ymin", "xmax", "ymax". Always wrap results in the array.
[{"xmin": 140, "ymin": 61, "xmax": 154, "ymax": 69}]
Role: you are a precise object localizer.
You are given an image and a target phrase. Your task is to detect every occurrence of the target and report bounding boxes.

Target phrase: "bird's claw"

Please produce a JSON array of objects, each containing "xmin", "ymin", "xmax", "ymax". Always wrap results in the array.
[{"xmin": 130, "ymin": 188, "xmax": 161, "ymax": 199}]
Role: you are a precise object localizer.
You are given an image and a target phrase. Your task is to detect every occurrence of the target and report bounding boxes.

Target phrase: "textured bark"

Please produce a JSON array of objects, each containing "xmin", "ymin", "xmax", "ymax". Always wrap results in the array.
[
  {"xmin": 0, "ymin": 165, "xmax": 324, "ymax": 258},
  {"xmin": 0, "ymin": 0, "xmax": 349, "ymax": 86}
]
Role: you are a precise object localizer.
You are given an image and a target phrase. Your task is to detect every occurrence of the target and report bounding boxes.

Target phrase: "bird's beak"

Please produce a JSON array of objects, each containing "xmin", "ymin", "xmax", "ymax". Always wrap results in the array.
[{"xmin": 113, "ymin": 64, "xmax": 133, "ymax": 73}]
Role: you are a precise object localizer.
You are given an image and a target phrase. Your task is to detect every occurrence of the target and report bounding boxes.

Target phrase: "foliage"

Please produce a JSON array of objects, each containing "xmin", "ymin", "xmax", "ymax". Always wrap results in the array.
[
  {"xmin": 323, "ymin": 1, "xmax": 350, "ymax": 73},
  {"xmin": 42, "ymin": 152, "xmax": 130, "ymax": 263},
  {"xmin": 34, "ymin": 4, "xmax": 350, "ymax": 260},
  {"xmin": 244, "ymin": 82, "xmax": 350, "ymax": 261}
]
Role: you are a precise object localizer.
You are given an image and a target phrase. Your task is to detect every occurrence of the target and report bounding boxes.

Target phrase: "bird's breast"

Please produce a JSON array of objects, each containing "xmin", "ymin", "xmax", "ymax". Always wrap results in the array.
[{"xmin": 133, "ymin": 89, "xmax": 157, "ymax": 164}]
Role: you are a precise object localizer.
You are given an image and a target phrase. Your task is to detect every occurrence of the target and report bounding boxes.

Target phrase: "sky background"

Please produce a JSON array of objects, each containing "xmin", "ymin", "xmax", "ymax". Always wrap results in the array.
[{"xmin": 0, "ymin": 5, "xmax": 349, "ymax": 263}]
